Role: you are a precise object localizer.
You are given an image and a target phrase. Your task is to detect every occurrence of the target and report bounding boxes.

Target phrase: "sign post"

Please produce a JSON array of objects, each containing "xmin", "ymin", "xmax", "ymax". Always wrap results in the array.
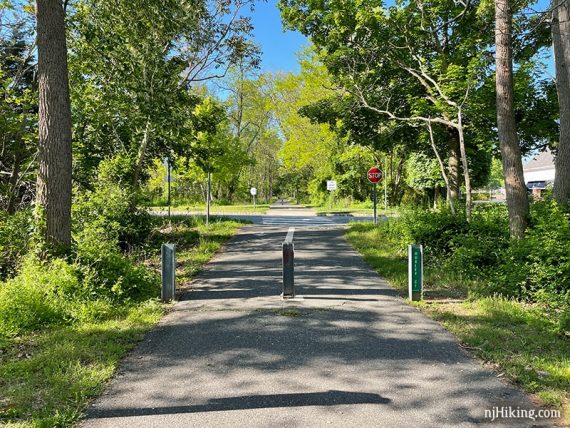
[
  {"xmin": 206, "ymin": 171, "xmax": 211, "ymax": 227},
  {"xmin": 327, "ymin": 180, "xmax": 337, "ymax": 209},
  {"xmin": 367, "ymin": 167, "xmax": 383, "ymax": 225},
  {"xmin": 250, "ymin": 187, "xmax": 257, "ymax": 208},
  {"xmin": 167, "ymin": 158, "xmax": 171, "ymax": 218},
  {"xmin": 161, "ymin": 243, "xmax": 176, "ymax": 302},
  {"xmin": 164, "ymin": 157, "xmax": 174, "ymax": 218},
  {"xmin": 408, "ymin": 244, "xmax": 423, "ymax": 301}
]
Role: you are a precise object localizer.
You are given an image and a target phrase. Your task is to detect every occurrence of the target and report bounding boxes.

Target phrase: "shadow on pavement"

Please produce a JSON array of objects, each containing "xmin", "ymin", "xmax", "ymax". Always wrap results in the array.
[{"xmin": 89, "ymin": 390, "xmax": 390, "ymax": 418}]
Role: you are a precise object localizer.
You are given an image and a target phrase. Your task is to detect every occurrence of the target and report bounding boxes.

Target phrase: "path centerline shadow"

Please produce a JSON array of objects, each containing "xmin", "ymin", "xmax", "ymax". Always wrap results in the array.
[{"xmin": 89, "ymin": 390, "xmax": 390, "ymax": 418}]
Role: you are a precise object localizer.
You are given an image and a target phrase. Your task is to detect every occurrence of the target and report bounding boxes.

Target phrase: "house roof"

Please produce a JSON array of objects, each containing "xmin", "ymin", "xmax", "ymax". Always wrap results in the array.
[{"xmin": 523, "ymin": 149, "xmax": 555, "ymax": 172}]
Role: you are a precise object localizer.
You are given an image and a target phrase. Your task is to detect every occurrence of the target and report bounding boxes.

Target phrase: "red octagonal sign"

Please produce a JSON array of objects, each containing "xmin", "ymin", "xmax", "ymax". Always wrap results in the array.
[{"xmin": 367, "ymin": 167, "xmax": 383, "ymax": 183}]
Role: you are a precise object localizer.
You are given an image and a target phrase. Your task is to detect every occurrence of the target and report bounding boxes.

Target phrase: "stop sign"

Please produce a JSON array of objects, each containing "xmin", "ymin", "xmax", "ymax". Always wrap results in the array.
[{"xmin": 367, "ymin": 167, "xmax": 383, "ymax": 183}]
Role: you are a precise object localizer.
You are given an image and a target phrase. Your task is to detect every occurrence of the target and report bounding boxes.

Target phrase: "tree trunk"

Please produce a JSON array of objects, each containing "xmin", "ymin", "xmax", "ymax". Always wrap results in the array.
[
  {"xmin": 433, "ymin": 185, "xmax": 439, "ymax": 210},
  {"xmin": 35, "ymin": 0, "xmax": 73, "ymax": 249},
  {"xmin": 457, "ymin": 110, "xmax": 473, "ymax": 221},
  {"xmin": 552, "ymin": 0, "xmax": 570, "ymax": 206},
  {"xmin": 6, "ymin": 152, "xmax": 22, "ymax": 215},
  {"xmin": 495, "ymin": 0, "xmax": 529, "ymax": 238},
  {"xmin": 427, "ymin": 121, "xmax": 455, "ymax": 214},
  {"xmin": 447, "ymin": 130, "xmax": 460, "ymax": 207},
  {"xmin": 132, "ymin": 120, "xmax": 151, "ymax": 189}
]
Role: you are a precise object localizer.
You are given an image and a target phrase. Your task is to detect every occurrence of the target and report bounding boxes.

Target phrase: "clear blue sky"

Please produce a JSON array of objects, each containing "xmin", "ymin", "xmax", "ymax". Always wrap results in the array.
[{"xmin": 249, "ymin": 0, "xmax": 308, "ymax": 73}]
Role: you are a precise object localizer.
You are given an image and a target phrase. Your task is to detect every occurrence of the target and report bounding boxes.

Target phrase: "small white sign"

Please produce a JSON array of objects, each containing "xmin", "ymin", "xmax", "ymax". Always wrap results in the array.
[
  {"xmin": 327, "ymin": 180, "xmax": 337, "ymax": 191},
  {"xmin": 250, "ymin": 187, "xmax": 257, "ymax": 196},
  {"xmin": 163, "ymin": 158, "xmax": 175, "ymax": 183}
]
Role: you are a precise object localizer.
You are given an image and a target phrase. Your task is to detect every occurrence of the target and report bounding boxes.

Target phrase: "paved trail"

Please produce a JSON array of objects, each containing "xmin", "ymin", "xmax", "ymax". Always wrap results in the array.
[{"xmin": 82, "ymin": 204, "xmax": 548, "ymax": 427}]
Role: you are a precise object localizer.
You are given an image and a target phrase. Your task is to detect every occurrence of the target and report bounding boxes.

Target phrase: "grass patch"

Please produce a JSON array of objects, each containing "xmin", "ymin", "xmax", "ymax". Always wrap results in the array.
[
  {"xmin": 0, "ymin": 217, "xmax": 243, "ymax": 427},
  {"xmin": 149, "ymin": 204, "xmax": 270, "ymax": 215},
  {"xmin": 0, "ymin": 301, "xmax": 164, "ymax": 426},
  {"xmin": 274, "ymin": 308, "xmax": 302, "ymax": 317},
  {"xmin": 150, "ymin": 216, "xmax": 245, "ymax": 282},
  {"xmin": 346, "ymin": 222, "xmax": 469, "ymax": 299},
  {"xmin": 315, "ymin": 207, "xmax": 400, "ymax": 217},
  {"xmin": 417, "ymin": 298, "xmax": 570, "ymax": 417},
  {"xmin": 346, "ymin": 222, "xmax": 570, "ymax": 422}
]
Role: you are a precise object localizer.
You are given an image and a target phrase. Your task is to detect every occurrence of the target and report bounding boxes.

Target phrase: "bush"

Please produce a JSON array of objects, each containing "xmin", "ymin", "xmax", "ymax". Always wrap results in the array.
[
  {"xmin": 0, "ymin": 209, "xmax": 33, "ymax": 279},
  {"xmin": 378, "ymin": 201, "xmax": 569, "ymax": 309},
  {"xmin": 488, "ymin": 201, "xmax": 570, "ymax": 307},
  {"xmin": 378, "ymin": 208, "xmax": 470, "ymax": 258},
  {"xmin": 74, "ymin": 225, "xmax": 159, "ymax": 301},
  {"xmin": 0, "ymin": 258, "xmax": 79, "ymax": 337},
  {"xmin": 73, "ymin": 182, "xmax": 155, "ymax": 249}
]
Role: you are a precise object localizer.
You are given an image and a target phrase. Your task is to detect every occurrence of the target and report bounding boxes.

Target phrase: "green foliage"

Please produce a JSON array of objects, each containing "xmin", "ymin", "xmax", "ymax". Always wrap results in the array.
[
  {"xmin": 0, "ymin": 209, "xmax": 32, "ymax": 279},
  {"xmin": 369, "ymin": 201, "xmax": 569, "ymax": 311},
  {"xmin": 0, "ymin": 258, "xmax": 79, "ymax": 337},
  {"xmin": 405, "ymin": 153, "xmax": 445, "ymax": 191},
  {"xmin": 0, "ymin": 216, "xmax": 241, "ymax": 426},
  {"xmin": 74, "ymin": 226, "xmax": 159, "ymax": 301},
  {"xmin": 73, "ymin": 170, "xmax": 155, "ymax": 248},
  {"xmin": 488, "ymin": 201, "xmax": 570, "ymax": 305},
  {"xmin": 0, "ymin": 247, "xmax": 157, "ymax": 338},
  {"xmin": 0, "ymin": 16, "xmax": 37, "ymax": 213}
]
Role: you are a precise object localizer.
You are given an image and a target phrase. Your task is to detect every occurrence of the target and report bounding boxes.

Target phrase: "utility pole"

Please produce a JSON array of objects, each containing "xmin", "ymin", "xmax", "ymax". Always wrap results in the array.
[{"xmin": 206, "ymin": 171, "xmax": 211, "ymax": 227}]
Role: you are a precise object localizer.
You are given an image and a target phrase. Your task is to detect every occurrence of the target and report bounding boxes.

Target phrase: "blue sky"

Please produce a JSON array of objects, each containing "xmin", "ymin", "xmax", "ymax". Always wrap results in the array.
[{"xmin": 249, "ymin": 0, "xmax": 308, "ymax": 73}]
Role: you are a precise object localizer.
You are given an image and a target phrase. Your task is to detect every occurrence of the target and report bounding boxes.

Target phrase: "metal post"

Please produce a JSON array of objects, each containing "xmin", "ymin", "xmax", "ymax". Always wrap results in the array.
[
  {"xmin": 161, "ymin": 244, "xmax": 176, "ymax": 302},
  {"xmin": 167, "ymin": 158, "xmax": 171, "ymax": 219},
  {"xmin": 206, "ymin": 171, "xmax": 211, "ymax": 227},
  {"xmin": 282, "ymin": 242, "xmax": 295, "ymax": 298},
  {"xmin": 384, "ymin": 157, "xmax": 388, "ymax": 210},
  {"xmin": 282, "ymin": 227, "xmax": 295, "ymax": 298},
  {"xmin": 408, "ymin": 244, "xmax": 423, "ymax": 301},
  {"xmin": 373, "ymin": 182, "xmax": 377, "ymax": 225}
]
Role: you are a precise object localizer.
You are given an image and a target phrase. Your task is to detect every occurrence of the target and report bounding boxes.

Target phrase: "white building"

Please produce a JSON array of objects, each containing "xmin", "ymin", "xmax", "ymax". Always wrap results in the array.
[{"xmin": 523, "ymin": 149, "xmax": 556, "ymax": 196}]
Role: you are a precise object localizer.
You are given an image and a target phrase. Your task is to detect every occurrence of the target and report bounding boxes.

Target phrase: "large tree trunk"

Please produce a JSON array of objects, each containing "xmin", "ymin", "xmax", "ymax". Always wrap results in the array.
[
  {"xmin": 552, "ymin": 0, "xmax": 570, "ymax": 206},
  {"xmin": 35, "ymin": 0, "xmax": 73, "ymax": 249},
  {"xmin": 495, "ymin": 0, "xmax": 529, "ymax": 238}
]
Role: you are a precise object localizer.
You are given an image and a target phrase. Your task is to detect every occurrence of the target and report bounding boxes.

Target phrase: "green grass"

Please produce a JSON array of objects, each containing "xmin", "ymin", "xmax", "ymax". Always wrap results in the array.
[
  {"xmin": 148, "ymin": 204, "xmax": 270, "ymax": 214},
  {"xmin": 0, "ymin": 217, "xmax": 243, "ymax": 427},
  {"xmin": 153, "ymin": 216, "xmax": 245, "ymax": 282},
  {"xmin": 346, "ymin": 222, "xmax": 570, "ymax": 422},
  {"xmin": 0, "ymin": 302, "xmax": 164, "ymax": 427},
  {"xmin": 315, "ymin": 206, "xmax": 400, "ymax": 217},
  {"xmin": 274, "ymin": 308, "xmax": 302, "ymax": 317},
  {"xmin": 346, "ymin": 222, "xmax": 470, "ymax": 299}
]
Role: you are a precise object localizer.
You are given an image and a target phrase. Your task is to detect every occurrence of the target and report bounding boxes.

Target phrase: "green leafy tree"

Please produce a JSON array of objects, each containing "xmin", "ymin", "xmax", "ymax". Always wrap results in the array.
[
  {"xmin": 0, "ymin": 8, "xmax": 37, "ymax": 213},
  {"xmin": 68, "ymin": 0, "xmax": 258, "ymax": 189}
]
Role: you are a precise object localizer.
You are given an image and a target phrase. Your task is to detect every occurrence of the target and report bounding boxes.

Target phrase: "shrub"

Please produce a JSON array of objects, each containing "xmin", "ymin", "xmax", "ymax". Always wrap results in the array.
[
  {"xmin": 74, "ymin": 225, "xmax": 159, "ymax": 301},
  {"xmin": 0, "ymin": 209, "xmax": 33, "ymax": 279},
  {"xmin": 73, "ymin": 182, "xmax": 155, "ymax": 249},
  {"xmin": 488, "ymin": 200, "xmax": 570, "ymax": 307},
  {"xmin": 0, "ymin": 258, "xmax": 79, "ymax": 337},
  {"xmin": 379, "ymin": 202, "xmax": 568, "ymax": 309}
]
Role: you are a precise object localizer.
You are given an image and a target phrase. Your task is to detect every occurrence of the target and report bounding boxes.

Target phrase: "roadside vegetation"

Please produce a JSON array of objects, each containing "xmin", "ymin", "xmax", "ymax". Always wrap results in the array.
[
  {"xmin": 0, "ymin": 181, "xmax": 243, "ymax": 427},
  {"xmin": 346, "ymin": 201, "xmax": 570, "ymax": 420},
  {"xmin": 148, "ymin": 203, "xmax": 271, "ymax": 215}
]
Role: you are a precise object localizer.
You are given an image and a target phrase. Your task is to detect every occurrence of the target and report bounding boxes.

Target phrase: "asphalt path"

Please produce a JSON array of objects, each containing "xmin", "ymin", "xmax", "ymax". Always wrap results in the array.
[
  {"xmin": 82, "ymin": 204, "xmax": 551, "ymax": 427},
  {"xmin": 154, "ymin": 201, "xmax": 376, "ymax": 227}
]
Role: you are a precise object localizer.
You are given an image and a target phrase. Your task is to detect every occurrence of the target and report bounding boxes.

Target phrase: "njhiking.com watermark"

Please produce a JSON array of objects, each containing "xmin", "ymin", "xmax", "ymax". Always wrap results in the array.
[{"xmin": 485, "ymin": 406, "xmax": 561, "ymax": 422}]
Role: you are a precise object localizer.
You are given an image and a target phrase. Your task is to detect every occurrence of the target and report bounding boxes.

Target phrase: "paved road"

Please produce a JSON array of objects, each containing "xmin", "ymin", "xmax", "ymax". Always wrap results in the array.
[
  {"xmin": 156, "ymin": 201, "xmax": 376, "ymax": 227},
  {"xmin": 82, "ymin": 205, "xmax": 551, "ymax": 427}
]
